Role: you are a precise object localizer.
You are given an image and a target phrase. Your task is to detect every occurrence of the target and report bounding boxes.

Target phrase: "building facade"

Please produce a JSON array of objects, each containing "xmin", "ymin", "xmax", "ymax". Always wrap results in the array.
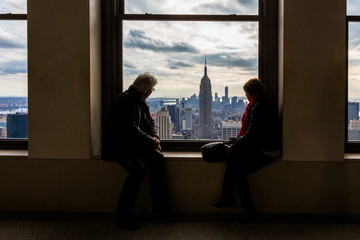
[
  {"xmin": 156, "ymin": 107, "xmax": 173, "ymax": 139},
  {"xmin": 199, "ymin": 57, "xmax": 212, "ymax": 139},
  {"xmin": 7, "ymin": 113, "xmax": 28, "ymax": 138},
  {"xmin": 222, "ymin": 120, "xmax": 241, "ymax": 140}
]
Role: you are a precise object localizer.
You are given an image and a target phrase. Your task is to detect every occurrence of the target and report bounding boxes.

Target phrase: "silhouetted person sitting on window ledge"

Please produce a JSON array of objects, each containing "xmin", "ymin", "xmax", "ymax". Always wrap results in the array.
[
  {"xmin": 213, "ymin": 78, "xmax": 280, "ymax": 224},
  {"xmin": 102, "ymin": 72, "xmax": 171, "ymax": 230}
]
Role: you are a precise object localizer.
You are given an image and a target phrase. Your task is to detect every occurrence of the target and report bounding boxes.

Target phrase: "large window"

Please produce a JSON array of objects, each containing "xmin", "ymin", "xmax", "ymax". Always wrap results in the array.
[
  {"xmin": 347, "ymin": 0, "xmax": 360, "ymax": 150},
  {"xmin": 102, "ymin": 0, "xmax": 277, "ymax": 149},
  {"xmin": 0, "ymin": 0, "xmax": 28, "ymax": 147}
]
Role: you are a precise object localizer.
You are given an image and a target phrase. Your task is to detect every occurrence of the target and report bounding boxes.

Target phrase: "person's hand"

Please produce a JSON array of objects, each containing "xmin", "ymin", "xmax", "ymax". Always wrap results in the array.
[
  {"xmin": 151, "ymin": 137, "xmax": 162, "ymax": 151},
  {"xmin": 228, "ymin": 137, "xmax": 237, "ymax": 146}
]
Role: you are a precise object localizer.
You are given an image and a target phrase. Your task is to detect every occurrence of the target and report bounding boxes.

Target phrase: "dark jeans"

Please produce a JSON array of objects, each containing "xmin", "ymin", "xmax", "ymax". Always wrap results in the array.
[
  {"xmin": 222, "ymin": 150, "xmax": 276, "ymax": 208},
  {"xmin": 115, "ymin": 149, "xmax": 168, "ymax": 218}
]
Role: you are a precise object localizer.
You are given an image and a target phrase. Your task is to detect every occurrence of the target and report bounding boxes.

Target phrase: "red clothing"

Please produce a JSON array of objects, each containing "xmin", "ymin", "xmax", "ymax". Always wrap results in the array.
[{"xmin": 238, "ymin": 94, "xmax": 262, "ymax": 137}]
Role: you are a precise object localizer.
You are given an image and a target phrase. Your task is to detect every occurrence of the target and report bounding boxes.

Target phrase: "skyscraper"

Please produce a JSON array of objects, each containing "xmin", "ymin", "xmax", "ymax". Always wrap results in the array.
[
  {"xmin": 225, "ymin": 86, "xmax": 229, "ymax": 105},
  {"xmin": 222, "ymin": 120, "xmax": 241, "ymax": 140},
  {"xmin": 156, "ymin": 107, "xmax": 173, "ymax": 139},
  {"xmin": 184, "ymin": 108, "xmax": 193, "ymax": 130},
  {"xmin": 348, "ymin": 102, "xmax": 359, "ymax": 125},
  {"xmin": 7, "ymin": 113, "xmax": 28, "ymax": 138},
  {"xmin": 199, "ymin": 57, "xmax": 212, "ymax": 139},
  {"xmin": 167, "ymin": 104, "xmax": 180, "ymax": 133}
]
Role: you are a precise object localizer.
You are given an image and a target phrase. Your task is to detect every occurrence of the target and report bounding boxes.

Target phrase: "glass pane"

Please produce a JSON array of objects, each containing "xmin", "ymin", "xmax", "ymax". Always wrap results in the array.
[
  {"xmin": 348, "ymin": 0, "xmax": 360, "ymax": 15},
  {"xmin": 123, "ymin": 21, "xmax": 258, "ymax": 140},
  {"xmin": 0, "ymin": 21, "xmax": 28, "ymax": 139},
  {"xmin": 125, "ymin": 0, "xmax": 258, "ymax": 15},
  {"xmin": 0, "ymin": 0, "xmax": 27, "ymax": 14},
  {"xmin": 348, "ymin": 23, "xmax": 360, "ymax": 141}
]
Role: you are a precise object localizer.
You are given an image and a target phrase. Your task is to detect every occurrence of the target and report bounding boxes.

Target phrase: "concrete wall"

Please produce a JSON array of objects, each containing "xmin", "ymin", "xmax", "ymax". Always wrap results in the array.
[
  {"xmin": 27, "ymin": 0, "xmax": 101, "ymax": 159},
  {"xmin": 281, "ymin": 0, "xmax": 346, "ymax": 161},
  {"xmin": 0, "ymin": 0, "xmax": 357, "ymax": 215}
]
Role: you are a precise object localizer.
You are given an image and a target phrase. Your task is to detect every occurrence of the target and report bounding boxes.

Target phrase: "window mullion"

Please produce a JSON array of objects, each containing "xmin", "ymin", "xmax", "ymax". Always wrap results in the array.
[{"xmin": 0, "ymin": 14, "xmax": 26, "ymax": 20}]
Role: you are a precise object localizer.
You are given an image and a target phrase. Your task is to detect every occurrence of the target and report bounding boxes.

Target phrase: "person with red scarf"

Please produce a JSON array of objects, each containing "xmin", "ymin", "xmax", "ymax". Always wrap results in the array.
[{"xmin": 213, "ymin": 78, "xmax": 279, "ymax": 224}]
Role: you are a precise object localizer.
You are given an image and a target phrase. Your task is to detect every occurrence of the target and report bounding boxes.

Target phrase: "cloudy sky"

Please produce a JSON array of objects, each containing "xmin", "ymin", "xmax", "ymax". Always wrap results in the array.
[
  {"xmin": 122, "ymin": 0, "xmax": 258, "ymax": 99},
  {"xmin": 123, "ymin": 20, "xmax": 258, "ymax": 99},
  {"xmin": 349, "ymin": 21, "xmax": 360, "ymax": 100},
  {"xmin": 0, "ymin": 0, "xmax": 360, "ymax": 99},
  {"xmin": 0, "ymin": 0, "xmax": 27, "ymax": 97}
]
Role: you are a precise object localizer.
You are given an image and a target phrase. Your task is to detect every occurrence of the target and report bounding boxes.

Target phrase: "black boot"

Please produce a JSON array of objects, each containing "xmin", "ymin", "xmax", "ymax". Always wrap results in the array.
[{"xmin": 212, "ymin": 195, "xmax": 234, "ymax": 208}]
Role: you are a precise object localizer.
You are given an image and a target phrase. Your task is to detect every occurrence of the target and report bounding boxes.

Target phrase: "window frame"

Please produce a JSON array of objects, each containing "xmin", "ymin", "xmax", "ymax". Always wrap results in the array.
[
  {"xmin": 102, "ymin": 0, "xmax": 278, "ymax": 151},
  {"xmin": 0, "ymin": 12, "xmax": 28, "ymax": 150},
  {"xmin": 346, "ymin": 13, "xmax": 360, "ymax": 153}
]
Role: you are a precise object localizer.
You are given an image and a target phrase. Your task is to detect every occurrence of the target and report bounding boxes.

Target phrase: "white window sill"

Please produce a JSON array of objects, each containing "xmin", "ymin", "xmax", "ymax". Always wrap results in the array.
[
  {"xmin": 0, "ymin": 150, "xmax": 358, "ymax": 162},
  {"xmin": 163, "ymin": 151, "xmax": 202, "ymax": 161},
  {"xmin": 344, "ymin": 153, "xmax": 360, "ymax": 161},
  {"xmin": 0, "ymin": 150, "xmax": 28, "ymax": 159}
]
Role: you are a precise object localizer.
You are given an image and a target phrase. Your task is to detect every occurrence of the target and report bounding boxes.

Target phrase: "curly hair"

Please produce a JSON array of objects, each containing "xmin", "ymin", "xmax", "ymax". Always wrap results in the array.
[
  {"xmin": 132, "ymin": 72, "xmax": 158, "ymax": 94},
  {"xmin": 243, "ymin": 78, "xmax": 264, "ymax": 96}
]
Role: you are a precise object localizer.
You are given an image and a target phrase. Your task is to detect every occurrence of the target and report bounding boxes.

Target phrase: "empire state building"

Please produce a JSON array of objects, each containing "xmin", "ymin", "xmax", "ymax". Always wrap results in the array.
[{"xmin": 199, "ymin": 57, "xmax": 212, "ymax": 139}]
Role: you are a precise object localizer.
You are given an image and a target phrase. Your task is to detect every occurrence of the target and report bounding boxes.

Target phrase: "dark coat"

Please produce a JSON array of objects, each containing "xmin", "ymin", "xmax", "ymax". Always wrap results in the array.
[
  {"xmin": 102, "ymin": 85, "xmax": 158, "ymax": 162},
  {"xmin": 229, "ymin": 95, "xmax": 279, "ymax": 154}
]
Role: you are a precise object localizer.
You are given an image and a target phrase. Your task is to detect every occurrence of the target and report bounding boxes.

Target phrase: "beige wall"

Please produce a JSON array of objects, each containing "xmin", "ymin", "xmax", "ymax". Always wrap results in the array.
[
  {"xmin": 1, "ymin": 0, "xmax": 358, "ymax": 214},
  {"xmin": 281, "ymin": 0, "xmax": 346, "ymax": 161},
  {"xmin": 28, "ymin": 0, "xmax": 101, "ymax": 159}
]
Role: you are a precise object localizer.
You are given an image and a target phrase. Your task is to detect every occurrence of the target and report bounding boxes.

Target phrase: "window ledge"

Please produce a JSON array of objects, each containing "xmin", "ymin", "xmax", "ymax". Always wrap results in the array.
[
  {"xmin": 0, "ymin": 150, "xmax": 28, "ymax": 159},
  {"xmin": 0, "ymin": 151, "xmax": 356, "ymax": 162},
  {"xmin": 344, "ymin": 153, "xmax": 360, "ymax": 161},
  {"xmin": 163, "ymin": 151, "xmax": 202, "ymax": 161}
]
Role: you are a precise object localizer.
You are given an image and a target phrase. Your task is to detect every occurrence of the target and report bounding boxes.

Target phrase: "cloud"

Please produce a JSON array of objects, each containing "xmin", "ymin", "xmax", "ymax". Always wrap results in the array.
[
  {"xmin": 192, "ymin": 3, "xmax": 238, "ymax": 14},
  {"xmin": 0, "ymin": 29, "xmax": 24, "ymax": 49},
  {"xmin": 124, "ymin": 0, "xmax": 167, "ymax": 13},
  {"xmin": 124, "ymin": 29, "xmax": 200, "ymax": 54},
  {"xmin": 348, "ymin": 0, "xmax": 360, "ymax": 15},
  {"xmin": 0, "ymin": 0, "xmax": 26, "ymax": 13},
  {"xmin": 0, "ymin": 73, "xmax": 27, "ymax": 97},
  {"xmin": 0, "ymin": 60, "xmax": 27, "ymax": 75},
  {"xmin": 123, "ymin": 60, "xmax": 137, "ymax": 69},
  {"xmin": 235, "ymin": 0, "xmax": 253, "ymax": 6},
  {"xmin": 192, "ymin": 0, "xmax": 257, "ymax": 14},
  {"xmin": 0, "ymin": 39, "xmax": 23, "ymax": 49},
  {"xmin": 198, "ymin": 53, "xmax": 257, "ymax": 70},
  {"xmin": 350, "ymin": 41, "xmax": 360, "ymax": 51},
  {"xmin": 168, "ymin": 60, "xmax": 194, "ymax": 69}
]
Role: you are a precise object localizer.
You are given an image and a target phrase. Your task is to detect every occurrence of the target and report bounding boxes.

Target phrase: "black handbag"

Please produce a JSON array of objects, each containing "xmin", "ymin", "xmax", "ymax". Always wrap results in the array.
[{"xmin": 200, "ymin": 142, "xmax": 229, "ymax": 163}]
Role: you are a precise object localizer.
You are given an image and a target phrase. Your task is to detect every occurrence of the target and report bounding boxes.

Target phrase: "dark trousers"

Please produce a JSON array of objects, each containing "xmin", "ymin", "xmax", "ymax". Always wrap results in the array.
[
  {"xmin": 115, "ymin": 149, "xmax": 168, "ymax": 218},
  {"xmin": 222, "ymin": 150, "xmax": 275, "ymax": 208}
]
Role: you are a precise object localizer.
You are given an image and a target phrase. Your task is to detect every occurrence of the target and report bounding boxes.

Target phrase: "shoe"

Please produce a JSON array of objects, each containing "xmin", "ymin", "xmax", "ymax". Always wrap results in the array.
[
  {"xmin": 212, "ymin": 195, "xmax": 234, "ymax": 208},
  {"xmin": 233, "ymin": 210, "xmax": 258, "ymax": 225},
  {"xmin": 115, "ymin": 215, "xmax": 139, "ymax": 231}
]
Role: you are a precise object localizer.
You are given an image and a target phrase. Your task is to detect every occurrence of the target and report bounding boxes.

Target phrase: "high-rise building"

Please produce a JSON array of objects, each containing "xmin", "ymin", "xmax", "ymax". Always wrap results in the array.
[
  {"xmin": 156, "ymin": 107, "xmax": 173, "ymax": 139},
  {"xmin": 199, "ymin": 57, "xmax": 212, "ymax": 139},
  {"xmin": 231, "ymin": 96, "xmax": 237, "ymax": 106},
  {"xmin": 222, "ymin": 120, "xmax": 241, "ymax": 140},
  {"xmin": 167, "ymin": 104, "xmax": 180, "ymax": 133},
  {"xmin": 7, "ymin": 113, "xmax": 28, "ymax": 138},
  {"xmin": 225, "ymin": 86, "xmax": 229, "ymax": 105},
  {"xmin": 0, "ymin": 127, "xmax": 5, "ymax": 138},
  {"xmin": 184, "ymin": 108, "xmax": 192, "ymax": 130},
  {"xmin": 348, "ymin": 102, "xmax": 359, "ymax": 125},
  {"xmin": 180, "ymin": 102, "xmax": 185, "ymax": 130}
]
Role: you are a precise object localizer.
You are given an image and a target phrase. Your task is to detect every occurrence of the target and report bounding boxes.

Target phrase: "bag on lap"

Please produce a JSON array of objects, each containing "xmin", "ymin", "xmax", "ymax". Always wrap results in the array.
[{"xmin": 200, "ymin": 142, "xmax": 229, "ymax": 163}]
